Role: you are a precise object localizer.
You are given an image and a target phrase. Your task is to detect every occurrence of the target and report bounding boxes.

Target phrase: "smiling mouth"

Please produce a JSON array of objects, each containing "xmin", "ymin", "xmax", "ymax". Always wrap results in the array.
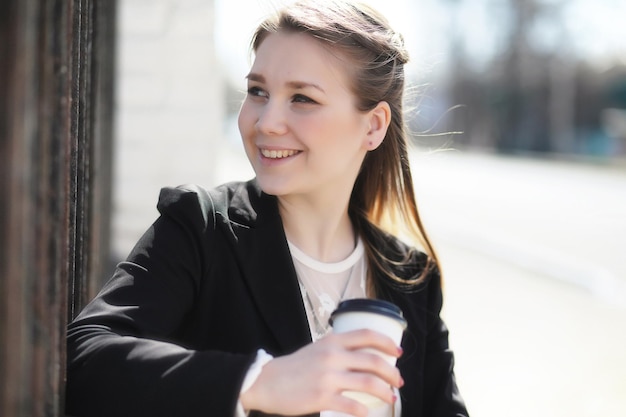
[{"xmin": 260, "ymin": 149, "xmax": 300, "ymax": 159}]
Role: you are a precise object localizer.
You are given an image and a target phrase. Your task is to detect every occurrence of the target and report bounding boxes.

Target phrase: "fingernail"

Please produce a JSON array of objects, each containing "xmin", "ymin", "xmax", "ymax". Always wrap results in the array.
[
  {"xmin": 399, "ymin": 376, "xmax": 405, "ymax": 387},
  {"xmin": 392, "ymin": 394, "xmax": 398, "ymax": 403},
  {"xmin": 397, "ymin": 346, "xmax": 403, "ymax": 355}
]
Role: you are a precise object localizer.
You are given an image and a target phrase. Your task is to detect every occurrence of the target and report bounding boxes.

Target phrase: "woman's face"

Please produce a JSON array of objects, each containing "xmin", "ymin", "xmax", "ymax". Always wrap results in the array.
[{"xmin": 238, "ymin": 32, "xmax": 373, "ymax": 200}]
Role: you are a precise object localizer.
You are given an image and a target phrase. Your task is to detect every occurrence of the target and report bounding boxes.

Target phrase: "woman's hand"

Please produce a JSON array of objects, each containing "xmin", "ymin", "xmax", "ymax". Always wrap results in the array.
[{"xmin": 240, "ymin": 329, "xmax": 404, "ymax": 417}]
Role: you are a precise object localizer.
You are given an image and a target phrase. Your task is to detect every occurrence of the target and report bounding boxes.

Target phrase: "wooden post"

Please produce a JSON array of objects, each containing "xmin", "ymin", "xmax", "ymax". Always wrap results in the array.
[{"xmin": 0, "ymin": 1, "xmax": 116, "ymax": 416}]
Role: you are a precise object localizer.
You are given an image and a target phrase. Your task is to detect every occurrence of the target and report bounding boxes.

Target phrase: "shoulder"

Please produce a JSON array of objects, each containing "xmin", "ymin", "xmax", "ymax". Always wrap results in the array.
[{"xmin": 156, "ymin": 179, "xmax": 274, "ymax": 231}]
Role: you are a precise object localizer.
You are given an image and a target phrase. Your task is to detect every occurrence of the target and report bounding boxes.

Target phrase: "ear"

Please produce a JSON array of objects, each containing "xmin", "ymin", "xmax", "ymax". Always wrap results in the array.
[{"xmin": 364, "ymin": 101, "xmax": 391, "ymax": 151}]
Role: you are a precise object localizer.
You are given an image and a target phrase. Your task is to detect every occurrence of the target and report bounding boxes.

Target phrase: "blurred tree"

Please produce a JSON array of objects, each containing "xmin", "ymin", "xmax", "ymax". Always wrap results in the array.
[{"xmin": 608, "ymin": 79, "xmax": 626, "ymax": 109}]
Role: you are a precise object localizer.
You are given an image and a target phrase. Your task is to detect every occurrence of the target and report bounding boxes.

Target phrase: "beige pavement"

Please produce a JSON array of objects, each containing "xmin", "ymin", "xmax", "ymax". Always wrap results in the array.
[
  {"xmin": 411, "ymin": 150, "xmax": 626, "ymax": 417},
  {"xmin": 442, "ymin": 243, "xmax": 626, "ymax": 417}
]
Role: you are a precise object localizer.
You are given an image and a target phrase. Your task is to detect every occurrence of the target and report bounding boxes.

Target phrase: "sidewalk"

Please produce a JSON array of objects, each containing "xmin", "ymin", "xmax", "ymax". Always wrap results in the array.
[{"xmin": 405, "ymin": 149, "xmax": 626, "ymax": 417}]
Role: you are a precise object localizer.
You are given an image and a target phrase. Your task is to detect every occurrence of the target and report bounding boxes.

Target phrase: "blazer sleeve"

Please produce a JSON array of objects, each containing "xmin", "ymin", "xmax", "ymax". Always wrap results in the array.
[
  {"xmin": 422, "ymin": 269, "xmax": 469, "ymax": 417},
  {"xmin": 65, "ymin": 186, "xmax": 255, "ymax": 417}
]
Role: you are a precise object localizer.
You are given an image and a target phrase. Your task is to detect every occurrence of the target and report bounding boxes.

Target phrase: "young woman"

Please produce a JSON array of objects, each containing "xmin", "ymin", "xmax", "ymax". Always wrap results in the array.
[{"xmin": 65, "ymin": 1, "xmax": 469, "ymax": 416}]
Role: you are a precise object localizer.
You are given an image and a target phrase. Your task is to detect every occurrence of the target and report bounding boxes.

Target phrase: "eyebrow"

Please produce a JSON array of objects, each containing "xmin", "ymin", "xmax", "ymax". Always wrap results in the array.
[{"xmin": 246, "ymin": 72, "xmax": 325, "ymax": 93}]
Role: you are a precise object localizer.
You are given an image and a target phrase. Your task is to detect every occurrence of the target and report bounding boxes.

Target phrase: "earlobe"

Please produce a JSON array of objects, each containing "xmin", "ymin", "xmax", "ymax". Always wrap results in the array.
[{"xmin": 366, "ymin": 101, "xmax": 391, "ymax": 150}]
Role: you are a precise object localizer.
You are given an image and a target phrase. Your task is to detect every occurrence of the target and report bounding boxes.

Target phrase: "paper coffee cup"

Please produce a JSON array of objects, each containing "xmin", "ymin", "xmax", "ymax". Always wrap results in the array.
[{"xmin": 329, "ymin": 298, "xmax": 407, "ymax": 408}]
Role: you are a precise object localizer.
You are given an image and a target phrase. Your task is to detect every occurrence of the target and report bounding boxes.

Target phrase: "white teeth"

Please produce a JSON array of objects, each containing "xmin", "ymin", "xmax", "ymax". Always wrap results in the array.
[{"xmin": 261, "ymin": 149, "xmax": 298, "ymax": 159}]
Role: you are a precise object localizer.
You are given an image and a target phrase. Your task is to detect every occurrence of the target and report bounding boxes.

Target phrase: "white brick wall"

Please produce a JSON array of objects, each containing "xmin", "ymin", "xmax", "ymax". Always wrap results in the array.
[{"xmin": 113, "ymin": 0, "xmax": 223, "ymax": 258}]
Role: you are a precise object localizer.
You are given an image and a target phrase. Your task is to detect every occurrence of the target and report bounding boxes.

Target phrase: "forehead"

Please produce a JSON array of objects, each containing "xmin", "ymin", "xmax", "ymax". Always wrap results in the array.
[{"xmin": 250, "ymin": 32, "xmax": 354, "ymax": 91}]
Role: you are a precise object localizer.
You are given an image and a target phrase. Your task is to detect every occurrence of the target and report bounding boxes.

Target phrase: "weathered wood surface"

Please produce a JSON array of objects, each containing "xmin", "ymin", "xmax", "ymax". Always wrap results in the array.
[{"xmin": 0, "ymin": 1, "xmax": 116, "ymax": 416}]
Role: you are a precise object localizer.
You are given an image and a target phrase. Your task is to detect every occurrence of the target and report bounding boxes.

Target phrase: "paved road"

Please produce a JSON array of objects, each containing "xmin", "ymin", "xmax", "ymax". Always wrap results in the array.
[
  {"xmin": 410, "ymin": 151, "xmax": 626, "ymax": 303},
  {"xmin": 441, "ymin": 243, "xmax": 626, "ymax": 417},
  {"xmin": 410, "ymin": 150, "xmax": 626, "ymax": 417}
]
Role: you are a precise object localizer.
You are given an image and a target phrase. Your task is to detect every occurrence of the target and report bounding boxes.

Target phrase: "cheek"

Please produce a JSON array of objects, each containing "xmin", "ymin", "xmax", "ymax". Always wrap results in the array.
[
  {"xmin": 292, "ymin": 114, "xmax": 321, "ymax": 133},
  {"xmin": 325, "ymin": 113, "xmax": 367, "ymax": 148},
  {"xmin": 237, "ymin": 103, "xmax": 255, "ymax": 138}
]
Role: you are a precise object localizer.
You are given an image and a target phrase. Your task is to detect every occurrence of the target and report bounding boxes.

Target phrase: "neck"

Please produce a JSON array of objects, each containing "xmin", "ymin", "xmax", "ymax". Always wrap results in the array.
[{"xmin": 278, "ymin": 193, "xmax": 356, "ymax": 263}]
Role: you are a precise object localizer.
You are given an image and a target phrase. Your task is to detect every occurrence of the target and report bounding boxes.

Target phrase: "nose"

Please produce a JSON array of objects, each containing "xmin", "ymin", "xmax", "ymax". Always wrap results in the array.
[{"xmin": 255, "ymin": 100, "xmax": 288, "ymax": 136}]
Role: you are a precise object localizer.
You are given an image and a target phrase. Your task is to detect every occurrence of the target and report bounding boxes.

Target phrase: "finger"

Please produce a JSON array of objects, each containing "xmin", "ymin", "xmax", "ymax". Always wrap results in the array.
[
  {"xmin": 336, "ymin": 370, "xmax": 397, "ymax": 405},
  {"xmin": 326, "ymin": 391, "xmax": 370, "ymax": 417},
  {"xmin": 320, "ymin": 332, "xmax": 403, "ymax": 388},
  {"xmin": 346, "ymin": 349, "xmax": 404, "ymax": 388},
  {"xmin": 332, "ymin": 329, "xmax": 403, "ymax": 358}
]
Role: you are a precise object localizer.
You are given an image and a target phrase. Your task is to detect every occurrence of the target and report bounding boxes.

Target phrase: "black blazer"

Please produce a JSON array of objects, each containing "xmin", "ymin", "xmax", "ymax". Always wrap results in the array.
[{"xmin": 66, "ymin": 180, "xmax": 468, "ymax": 417}]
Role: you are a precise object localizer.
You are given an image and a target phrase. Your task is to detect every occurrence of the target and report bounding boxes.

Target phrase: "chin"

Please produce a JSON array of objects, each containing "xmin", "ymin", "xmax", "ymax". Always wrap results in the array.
[{"xmin": 254, "ymin": 175, "xmax": 293, "ymax": 197}]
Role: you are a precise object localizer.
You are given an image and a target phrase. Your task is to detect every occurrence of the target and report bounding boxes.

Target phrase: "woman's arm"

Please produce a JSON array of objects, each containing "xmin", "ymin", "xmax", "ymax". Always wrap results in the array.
[{"xmin": 66, "ymin": 187, "xmax": 255, "ymax": 417}]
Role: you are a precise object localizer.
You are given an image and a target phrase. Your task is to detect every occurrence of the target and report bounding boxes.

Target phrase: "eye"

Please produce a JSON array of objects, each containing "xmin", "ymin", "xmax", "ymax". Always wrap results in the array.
[
  {"xmin": 292, "ymin": 94, "xmax": 317, "ymax": 104},
  {"xmin": 247, "ymin": 86, "xmax": 268, "ymax": 99}
]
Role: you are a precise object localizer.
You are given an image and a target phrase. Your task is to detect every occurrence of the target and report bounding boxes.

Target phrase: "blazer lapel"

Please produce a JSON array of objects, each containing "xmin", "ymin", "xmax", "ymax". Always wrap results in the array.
[{"xmin": 226, "ymin": 181, "xmax": 312, "ymax": 354}]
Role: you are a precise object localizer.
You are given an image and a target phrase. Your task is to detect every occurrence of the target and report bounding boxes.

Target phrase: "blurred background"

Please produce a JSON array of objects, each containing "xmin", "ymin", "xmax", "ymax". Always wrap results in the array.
[{"xmin": 114, "ymin": 0, "xmax": 626, "ymax": 416}]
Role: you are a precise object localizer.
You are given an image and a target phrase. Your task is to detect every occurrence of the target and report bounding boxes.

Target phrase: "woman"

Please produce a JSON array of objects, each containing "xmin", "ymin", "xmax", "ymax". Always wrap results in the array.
[{"xmin": 65, "ymin": 1, "xmax": 469, "ymax": 416}]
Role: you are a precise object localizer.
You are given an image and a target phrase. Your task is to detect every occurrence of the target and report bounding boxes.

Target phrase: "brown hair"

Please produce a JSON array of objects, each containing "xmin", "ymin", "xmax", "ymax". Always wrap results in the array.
[{"xmin": 251, "ymin": 0, "xmax": 439, "ymax": 289}]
